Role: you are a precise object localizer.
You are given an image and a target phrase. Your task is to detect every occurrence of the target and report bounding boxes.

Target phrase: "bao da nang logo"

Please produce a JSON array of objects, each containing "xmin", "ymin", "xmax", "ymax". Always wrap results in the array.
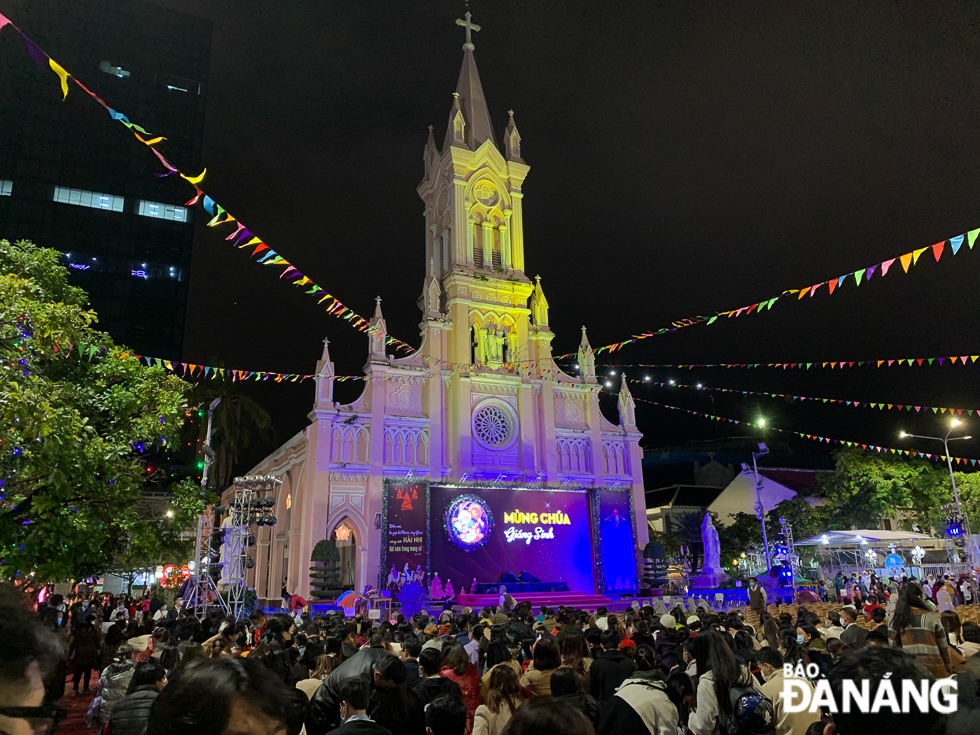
[
  {"xmin": 445, "ymin": 495, "xmax": 493, "ymax": 551},
  {"xmin": 781, "ymin": 664, "xmax": 957, "ymax": 714}
]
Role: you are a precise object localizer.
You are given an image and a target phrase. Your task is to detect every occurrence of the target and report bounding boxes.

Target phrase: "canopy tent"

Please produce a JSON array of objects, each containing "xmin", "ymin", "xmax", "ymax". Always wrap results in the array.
[{"xmin": 796, "ymin": 529, "xmax": 943, "ymax": 548}]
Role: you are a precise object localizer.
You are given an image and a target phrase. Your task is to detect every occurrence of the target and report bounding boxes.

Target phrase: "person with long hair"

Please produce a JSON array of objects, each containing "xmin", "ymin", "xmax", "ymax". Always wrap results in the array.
[
  {"xmin": 252, "ymin": 613, "xmax": 296, "ymax": 685},
  {"xmin": 479, "ymin": 638, "xmax": 522, "ymax": 702},
  {"xmin": 473, "ymin": 663, "xmax": 525, "ymax": 735},
  {"xmin": 560, "ymin": 631, "xmax": 593, "ymax": 686},
  {"xmin": 888, "ymin": 582, "xmax": 952, "ymax": 679},
  {"xmin": 520, "ymin": 637, "xmax": 561, "ymax": 697},
  {"xmin": 440, "ymin": 639, "xmax": 480, "ymax": 731},
  {"xmin": 688, "ymin": 628, "xmax": 755, "ymax": 735},
  {"xmin": 758, "ymin": 613, "xmax": 780, "ymax": 649},
  {"xmin": 940, "ymin": 609, "xmax": 962, "ymax": 646}
]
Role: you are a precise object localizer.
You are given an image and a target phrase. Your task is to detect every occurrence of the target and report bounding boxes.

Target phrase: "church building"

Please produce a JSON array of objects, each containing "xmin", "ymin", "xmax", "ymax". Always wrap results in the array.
[{"xmin": 237, "ymin": 14, "xmax": 648, "ymax": 605}]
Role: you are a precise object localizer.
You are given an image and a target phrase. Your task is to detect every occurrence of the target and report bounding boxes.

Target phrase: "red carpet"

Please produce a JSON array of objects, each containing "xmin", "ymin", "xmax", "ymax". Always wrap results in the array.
[{"xmin": 54, "ymin": 671, "xmax": 99, "ymax": 734}]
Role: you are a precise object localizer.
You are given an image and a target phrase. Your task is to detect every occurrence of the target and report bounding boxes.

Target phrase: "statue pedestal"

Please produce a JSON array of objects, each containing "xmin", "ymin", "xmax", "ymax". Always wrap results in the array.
[{"xmin": 691, "ymin": 569, "xmax": 729, "ymax": 589}]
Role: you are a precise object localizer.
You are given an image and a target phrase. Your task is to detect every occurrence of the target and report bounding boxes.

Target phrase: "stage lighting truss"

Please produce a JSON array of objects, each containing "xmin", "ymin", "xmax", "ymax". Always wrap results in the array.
[{"xmin": 224, "ymin": 475, "xmax": 282, "ymax": 620}]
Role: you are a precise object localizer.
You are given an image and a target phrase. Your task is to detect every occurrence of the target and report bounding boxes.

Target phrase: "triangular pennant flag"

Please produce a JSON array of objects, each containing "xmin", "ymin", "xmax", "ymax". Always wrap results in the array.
[
  {"xmin": 931, "ymin": 242, "xmax": 945, "ymax": 261},
  {"xmin": 181, "ymin": 168, "xmax": 207, "ymax": 185},
  {"xmin": 202, "ymin": 196, "xmax": 216, "ymax": 215},
  {"xmin": 0, "ymin": 12, "xmax": 11, "ymax": 32},
  {"xmin": 48, "ymin": 58, "xmax": 70, "ymax": 100},
  {"xmin": 827, "ymin": 279, "xmax": 837, "ymax": 295},
  {"xmin": 798, "ymin": 287, "xmax": 811, "ymax": 299},
  {"xmin": 950, "ymin": 234, "xmax": 964, "ymax": 254},
  {"xmin": 865, "ymin": 264, "xmax": 877, "ymax": 280},
  {"xmin": 968, "ymin": 228, "xmax": 980, "ymax": 249},
  {"xmin": 911, "ymin": 247, "xmax": 928, "ymax": 264},
  {"xmin": 880, "ymin": 258, "xmax": 896, "ymax": 276},
  {"xmin": 900, "ymin": 253, "xmax": 914, "ymax": 272}
]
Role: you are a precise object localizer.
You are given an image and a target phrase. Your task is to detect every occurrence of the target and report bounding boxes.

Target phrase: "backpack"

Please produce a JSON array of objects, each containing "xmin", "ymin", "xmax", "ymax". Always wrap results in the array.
[{"xmin": 723, "ymin": 683, "xmax": 775, "ymax": 735}]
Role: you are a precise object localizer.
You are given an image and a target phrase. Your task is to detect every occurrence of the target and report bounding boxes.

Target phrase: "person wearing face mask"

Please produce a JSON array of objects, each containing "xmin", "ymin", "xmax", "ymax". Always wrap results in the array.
[
  {"xmin": 329, "ymin": 678, "xmax": 392, "ymax": 735},
  {"xmin": 756, "ymin": 647, "xmax": 816, "ymax": 735},
  {"xmin": 747, "ymin": 577, "xmax": 767, "ymax": 618}
]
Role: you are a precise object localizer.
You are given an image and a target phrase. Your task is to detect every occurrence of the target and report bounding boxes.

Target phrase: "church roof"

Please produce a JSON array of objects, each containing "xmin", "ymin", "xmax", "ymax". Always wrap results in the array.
[{"xmin": 444, "ymin": 46, "xmax": 498, "ymax": 152}]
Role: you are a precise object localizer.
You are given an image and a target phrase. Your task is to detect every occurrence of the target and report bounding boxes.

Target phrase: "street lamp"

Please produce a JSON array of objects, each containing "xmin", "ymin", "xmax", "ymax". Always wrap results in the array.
[
  {"xmin": 752, "ymin": 442, "xmax": 772, "ymax": 573},
  {"xmin": 900, "ymin": 419, "xmax": 976, "ymax": 578}
]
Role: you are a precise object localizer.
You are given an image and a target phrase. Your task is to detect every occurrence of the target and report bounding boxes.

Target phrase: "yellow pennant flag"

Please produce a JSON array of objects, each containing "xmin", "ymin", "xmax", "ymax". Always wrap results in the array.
[
  {"xmin": 49, "ymin": 58, "xmax": 70, "ymax": 99},
  {"xmin": 134, "ymin": 133, "xmax": 166, "ymax": 146},
  {"xmin": 181, "ymin": 168, "xmax": 207, "ymax": 185},
  {"xmin": 911, "ymin": 247, "xmax": 929, "ymax": 265}
]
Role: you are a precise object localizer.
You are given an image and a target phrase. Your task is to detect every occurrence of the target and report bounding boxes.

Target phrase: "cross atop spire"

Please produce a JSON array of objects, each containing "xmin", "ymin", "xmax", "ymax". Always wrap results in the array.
[{"xmin": 455, "ymin": 10, "xmax": 481, "ymax": 50}]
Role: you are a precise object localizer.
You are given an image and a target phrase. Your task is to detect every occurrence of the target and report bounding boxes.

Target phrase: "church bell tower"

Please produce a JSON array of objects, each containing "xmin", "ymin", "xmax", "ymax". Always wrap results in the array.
[{"xmin": 416, "ymin": 11, "xmax": 542, "ymax": 372}]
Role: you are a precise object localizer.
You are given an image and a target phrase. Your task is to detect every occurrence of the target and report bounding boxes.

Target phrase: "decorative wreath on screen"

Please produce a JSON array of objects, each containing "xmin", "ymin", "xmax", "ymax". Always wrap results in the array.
[{"xmin": 444, "ymin": 494, "xmax": 494, "ymax": 551}]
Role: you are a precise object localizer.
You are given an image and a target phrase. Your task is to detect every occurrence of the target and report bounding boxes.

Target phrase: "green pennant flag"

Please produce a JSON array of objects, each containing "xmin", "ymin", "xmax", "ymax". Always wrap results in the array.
[
  {"xmin": 854, "ymin": 269, "xmax": 866, "ymax": 285},
  {"xmin": 968, "ymin": 228, "xmax": 980, "ymax": 249},
  {"xmin": 707, "ymin": 316, "xmax": 718, "ymax": 325},
  {"xmin": 927, "ymin": 358, "xmax": 936, "ymax": 365}
]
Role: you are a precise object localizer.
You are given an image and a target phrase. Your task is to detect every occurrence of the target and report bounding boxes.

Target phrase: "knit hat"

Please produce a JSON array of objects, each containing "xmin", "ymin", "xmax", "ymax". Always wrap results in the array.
[
  {"xmin": 421, "ymin": 638, "xmax": 444, "ymax": 654},
  {"xmin": 686, "ymin": 615, "xmax": 700, "ymax": 626},
  {"xmin": 660, "ymin": 614, "xmax": 676, "ymax": 630}
]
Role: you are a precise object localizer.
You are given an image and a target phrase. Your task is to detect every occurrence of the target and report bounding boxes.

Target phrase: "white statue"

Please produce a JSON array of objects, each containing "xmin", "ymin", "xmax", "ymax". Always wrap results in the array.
[{"xmin": 700, "ymin": 514, "xmax": 724, "ymax": 575}]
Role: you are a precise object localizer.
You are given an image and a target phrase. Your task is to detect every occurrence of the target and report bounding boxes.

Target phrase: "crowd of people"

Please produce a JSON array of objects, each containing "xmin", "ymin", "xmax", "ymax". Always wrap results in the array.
[{"xmin": 2, "ymin": 575, "xmax": 980, "ymax": 735}]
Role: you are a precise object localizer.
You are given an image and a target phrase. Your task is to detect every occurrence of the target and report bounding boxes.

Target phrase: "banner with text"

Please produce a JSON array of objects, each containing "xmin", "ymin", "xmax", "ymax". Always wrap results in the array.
[{"xmin": 383, "ymin": 482, "xmax": 428, "ymax": 590}]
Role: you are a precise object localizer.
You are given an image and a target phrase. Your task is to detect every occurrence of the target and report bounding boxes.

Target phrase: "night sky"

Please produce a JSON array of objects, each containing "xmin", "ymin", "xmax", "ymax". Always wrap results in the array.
[{"xmin": 146, "ymin": 0, "xmax": 980, "ymax": 471}]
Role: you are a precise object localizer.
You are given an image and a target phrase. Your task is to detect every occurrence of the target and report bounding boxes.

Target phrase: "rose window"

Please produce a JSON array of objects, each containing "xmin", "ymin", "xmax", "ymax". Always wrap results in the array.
[{"xmin": 473, "ymin": 406, "xmax": 511, "ymax": 447}]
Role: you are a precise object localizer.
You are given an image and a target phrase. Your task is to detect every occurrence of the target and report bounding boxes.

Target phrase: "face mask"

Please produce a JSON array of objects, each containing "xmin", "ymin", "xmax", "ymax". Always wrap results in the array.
[
  {"xmin": 797, "ymin": 635, "xmax": 805, "ymax": 645},
  {"xmin": 763, "ymin": 668, "xmax": 775, "ymax": 682},
  {"xmin": 749, "ymin": 583, "xmax": 756, "ymax": 588}
]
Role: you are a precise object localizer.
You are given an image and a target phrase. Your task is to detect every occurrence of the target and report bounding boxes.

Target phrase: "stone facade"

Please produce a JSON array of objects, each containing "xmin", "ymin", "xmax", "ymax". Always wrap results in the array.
[{"xmin": 238, "ymin": 26, "xmax": 647, "ymax": 603}]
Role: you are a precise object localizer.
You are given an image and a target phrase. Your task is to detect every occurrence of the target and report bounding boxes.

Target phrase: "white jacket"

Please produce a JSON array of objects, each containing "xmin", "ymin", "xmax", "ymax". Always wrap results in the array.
[
  {"xmin": 760, "ymin": 670, "xmax": 816, "ymax": 735},
  {"xmin": 689, "ymin": 667, "xmax": 755, "ymax": 735}
]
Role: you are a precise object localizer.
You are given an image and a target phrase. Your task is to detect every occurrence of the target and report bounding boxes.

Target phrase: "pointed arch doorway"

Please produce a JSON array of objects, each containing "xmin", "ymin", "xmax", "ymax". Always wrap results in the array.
[{"xmin": 333, "ymin": 521, "xmax": 356, "ymax": 589}]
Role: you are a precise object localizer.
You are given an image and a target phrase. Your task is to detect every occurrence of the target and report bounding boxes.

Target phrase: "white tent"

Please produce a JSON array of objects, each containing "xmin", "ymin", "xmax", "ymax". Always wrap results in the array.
[{"xmin": 795, "ymin": 529, "xmax": 943, "ymax": 548}]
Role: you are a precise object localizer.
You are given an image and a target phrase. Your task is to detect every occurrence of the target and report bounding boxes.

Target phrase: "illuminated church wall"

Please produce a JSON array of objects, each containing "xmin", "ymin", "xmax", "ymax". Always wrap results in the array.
[{"xmin": 240, "ymin": 18, "xmax": 647, "ymax": 602}]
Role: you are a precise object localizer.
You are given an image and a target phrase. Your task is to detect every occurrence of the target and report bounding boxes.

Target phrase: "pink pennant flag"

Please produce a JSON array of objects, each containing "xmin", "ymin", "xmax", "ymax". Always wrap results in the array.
[
  {"xmin": 0, "ymin": 12, "xmax": 11, "ymax": 32},
  {"xmin": 880, "ymin": 258, "xmax": 896, "ymax": 276}
]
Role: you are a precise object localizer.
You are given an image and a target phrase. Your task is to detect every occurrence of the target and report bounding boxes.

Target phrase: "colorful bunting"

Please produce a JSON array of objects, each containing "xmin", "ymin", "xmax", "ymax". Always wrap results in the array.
[
  {"xmin": 594, "ymin": 353, "xmax": 980, "ymax": 371},
  {"xmin": 632, "ymin": 378, "xmax": 975, "ymax": 417},
  {"xmin": 559, "ymin": 220, "xmax": 980, "ymax": 359},
  {"xmin": 624, "ymin": 394, "xmax": 978, "ymax": 465}
]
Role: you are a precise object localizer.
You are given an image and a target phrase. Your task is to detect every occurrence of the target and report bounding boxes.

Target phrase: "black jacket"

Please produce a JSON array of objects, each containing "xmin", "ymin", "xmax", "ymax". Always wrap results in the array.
[
  {"xmin": 402, "ymin": 658, "xmax": 422, "ymax": 690},
  {"xmin": 325, "ymin": 720, "xmax": 392, "ymax": 735},
  {"xmin": 108, "ymin": 685, "xmax": 159, "ymax": 735},
  {"xmin": 307, "ymin": 648, "xmax": 397, "ymax": 735},
  {"xmin": 589, "ymin": 650, "xmax": 636, "ymax": 703},
  {"xmin": 841, "ymin": 623, "xmax": 867, "ymax": 648},
  {"xmin": 412, "ymin": 676, "xmax": 462, "ymax": 708}
]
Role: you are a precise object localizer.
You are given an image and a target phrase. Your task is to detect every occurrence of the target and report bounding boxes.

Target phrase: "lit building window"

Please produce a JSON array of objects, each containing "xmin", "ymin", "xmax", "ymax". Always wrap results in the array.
[
  {"xmin": 0, "ymin": 180, "xmax": 11, "ymax": 196},
  {"xmin": 137, "ymin": 200, "xmax": 188, "ymax": 222},
  {"xmin": 53, "ymin": 187, "xmax": 124, "ymax": 212},
  {"xmin": 99, "ymin": 61, "xmax": 130, "ymax": 79}
]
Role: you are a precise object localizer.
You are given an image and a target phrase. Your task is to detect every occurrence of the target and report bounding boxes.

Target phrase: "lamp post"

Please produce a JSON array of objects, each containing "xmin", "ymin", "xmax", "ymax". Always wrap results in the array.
[
  {"xmin": 752, "ymin": 440, "xmax": 771, "ymax": 573},
  {"xmin": 900, "ymin": 420, "xmax": 976, "ymax": 580}
]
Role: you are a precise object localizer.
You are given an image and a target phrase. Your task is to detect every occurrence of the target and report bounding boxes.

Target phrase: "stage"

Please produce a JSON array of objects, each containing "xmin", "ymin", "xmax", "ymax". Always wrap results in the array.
[{"xmin": 382, "ymin": 480, "xmax": 641, "ymax": 599}]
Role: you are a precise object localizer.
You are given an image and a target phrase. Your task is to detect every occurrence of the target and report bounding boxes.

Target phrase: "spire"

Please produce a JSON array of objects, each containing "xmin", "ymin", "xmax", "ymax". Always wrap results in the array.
[
  {"xmin": 504, "ymin": 109, "xmax": 523, "ymax": 163},
  {"xmin": 618, "ymin": 373, "xmax": 636, "ymax": 427},
  {"xmin": 578, "ymin": 326, "xmax": 596, "ymax": 382},
  {"xmin": 530, "ymin": 275, "xmax": 549, "ymax": 327},
  {"xmin": 369, "ymin": 296, "xmax": 387, "ymax": 358},
  {"xmin": 314, "ymin": 337, "xmax": 335, "ymax": 408},
  {"xmin": 444, "ymin": 11, "xmax": 496, "ymax": 152},
  {"xmin": 424, "ymin": 124, "xmax": 438, "ymax": 176}
]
